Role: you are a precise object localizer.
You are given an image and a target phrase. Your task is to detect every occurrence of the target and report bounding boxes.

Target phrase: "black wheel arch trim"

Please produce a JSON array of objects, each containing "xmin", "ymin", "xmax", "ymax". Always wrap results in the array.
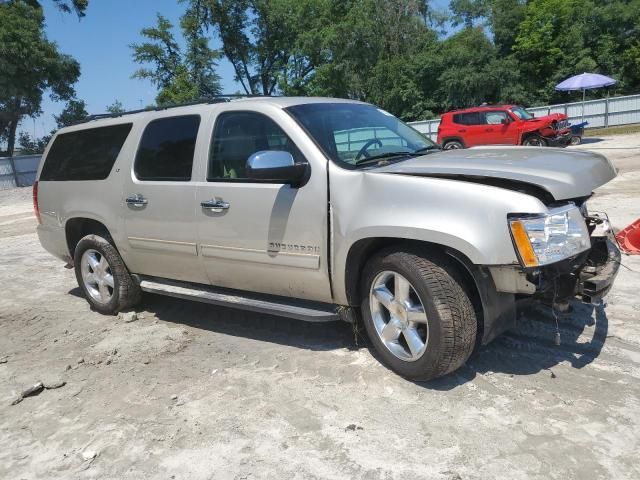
[{"xmin": 344, "ymin": 238, "xmax": 517, "ymax": 346}]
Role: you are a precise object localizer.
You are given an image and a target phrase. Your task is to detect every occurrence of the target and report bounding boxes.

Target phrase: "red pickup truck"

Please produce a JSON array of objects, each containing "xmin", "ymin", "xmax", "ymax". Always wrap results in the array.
[{"xmin": 437, "ymin": 105, "xmax": 571, "ymax": 149}]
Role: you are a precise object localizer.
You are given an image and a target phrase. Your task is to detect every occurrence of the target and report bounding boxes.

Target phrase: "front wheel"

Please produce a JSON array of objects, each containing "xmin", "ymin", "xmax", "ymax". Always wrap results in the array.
[
  {"xmin": 74, "ymin": 234, "xmax": 141, "ymax": 314},
  {"xmin": 360, "ymin": 248, "xmax": 477, "ymax": 381},
  {"xmin": 443, "ymin": 140, "xmax": 464, "ymax": 150},
  {"xmin": 522, "ymin": 134, "xmax": 547, "ymax": 147}
]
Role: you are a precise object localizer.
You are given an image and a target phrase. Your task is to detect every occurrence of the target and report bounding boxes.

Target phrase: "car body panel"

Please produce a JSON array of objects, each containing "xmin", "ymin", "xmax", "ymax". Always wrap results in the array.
[
  {"xmin": 328, "ymin": 163, "xmax": 548, "ymax": 304},
  {"xmin": 193, "ymin": 102, "xmax": 333, "ymax": 302},
  {"xmin": 375, "ymin": 147, "xmax": 616, "ymax": 200}
]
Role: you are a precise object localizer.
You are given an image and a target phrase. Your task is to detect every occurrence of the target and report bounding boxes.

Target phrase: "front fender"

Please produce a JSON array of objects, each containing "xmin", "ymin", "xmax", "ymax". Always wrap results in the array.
[{"xmin": 329, "ymin": 164, "xmax": 547, "ymax": 304}]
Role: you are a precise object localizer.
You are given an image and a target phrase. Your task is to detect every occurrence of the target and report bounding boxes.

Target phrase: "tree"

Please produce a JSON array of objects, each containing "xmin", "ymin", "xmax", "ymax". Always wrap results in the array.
[
  {"xmin": 449, "ymin": 0, "xmax": 488, "ymax": 28},
  {"xmin": 21, "ymin": 0, "xmax": 89, "ymax": 17},
  {"xmin": 202, "ymin": 0, "xmax": 327, "ymax": 95},
  {"xmin": 17, "ymin": 131, "xmax": 48, "ymax": 154},
  {"xmin": 513, "ymin": 0, "xmax": 640, "ymax": 104},
  {"xmin": 106, "ymin": 100, "xmax": 125, "ymax": 114},
  {"xmin": 0, "ymin": 1, "xmax": 81, "ymax": 156},
  {"xmin": 55, "ymin": 98, "xmax": 87, "ymax": 127},
  {"xmin": 131, "ymin": 2, "xmax": 222, "ymax": 105}
]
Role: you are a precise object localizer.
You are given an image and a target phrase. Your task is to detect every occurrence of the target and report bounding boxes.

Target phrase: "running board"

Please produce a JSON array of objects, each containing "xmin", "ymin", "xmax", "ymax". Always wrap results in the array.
[{"xmin": 137, "ymin": 277, "xmax": 341, "ymax": 323}]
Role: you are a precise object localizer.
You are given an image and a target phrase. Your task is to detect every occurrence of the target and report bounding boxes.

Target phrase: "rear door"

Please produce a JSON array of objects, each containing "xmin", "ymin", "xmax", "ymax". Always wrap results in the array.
[
  {"xmin": 452, "ymin": 112, "xmax": 485, "ymax": 146},
  {"xmin": 194, "ymin": 105, "xmax": 332, "ymax": 303},
  {"xmin": 120, "ymin": 114, "xmax": 209, "ymax": 284},
  {"xmin": 482, "ymin": 110, "xmax": 519, "ymax": 145}
]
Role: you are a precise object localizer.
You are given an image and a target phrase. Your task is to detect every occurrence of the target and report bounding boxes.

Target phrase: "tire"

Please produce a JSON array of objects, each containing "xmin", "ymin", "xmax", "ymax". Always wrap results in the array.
[
  {"xmin": 443, "ymin": 140, "xmax": 464, "ymax": 150},
  {"xmin": 569, "ymin": 135, "xmax": 581, "ymax": 145},
  {"xmin": 522, "ymin": 134, "xmax": 547, "ymax": 147},
  {"xmin": 360, "ymin": 247, "xmax": 477, "ymax": 381},
  {"xmin": 73, "ymin": 234, "xmax": 141, "ymax": 314}
]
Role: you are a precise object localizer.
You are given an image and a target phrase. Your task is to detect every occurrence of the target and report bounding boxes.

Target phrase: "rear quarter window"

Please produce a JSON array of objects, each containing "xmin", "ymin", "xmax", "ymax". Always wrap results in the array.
[
  {"xmin": 452, "ymin": 112, "xmax": 483, "ymax": 125},
  {"xmin": 39, "ymin": 123, "xmax": 133, "ymax": 181}
]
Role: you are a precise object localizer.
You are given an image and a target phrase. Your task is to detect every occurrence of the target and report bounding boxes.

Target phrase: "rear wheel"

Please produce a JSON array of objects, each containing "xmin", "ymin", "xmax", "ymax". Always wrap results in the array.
[
  {"xmin": 569, "ymin": 135, "xmax": 582, "ymax": 145},
  {"xmin": 522, "ymin": 134, "xmax": 547, "ymax": 147},
  {"xmin": 74, "ymin": 234, "xmax": 141, "ymax": 314},
  {"xmin": 443, "ymin": 140, "xmax": 464, "ymax": 150},
  {"xmin": 360, "ymin": 248, "xmax": 477, "ymax": 381}
]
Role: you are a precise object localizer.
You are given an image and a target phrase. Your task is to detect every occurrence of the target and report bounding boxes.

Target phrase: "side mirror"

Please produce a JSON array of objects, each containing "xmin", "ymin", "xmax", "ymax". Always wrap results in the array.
[
  {"xmin": 501, "ymin": 118, "xmax": 510, "ymax": 125},
  {"xmin": 246, "ymin": 150, "xmax": 308, "ymax": 187},
  {"xmin": 530, "ymin": 112, "xmax": 535, "ymax": 118}
]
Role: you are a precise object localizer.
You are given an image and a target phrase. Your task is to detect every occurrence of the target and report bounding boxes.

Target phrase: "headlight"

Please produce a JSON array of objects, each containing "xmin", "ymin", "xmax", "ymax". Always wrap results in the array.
[{"xmin": 509, "ymin": 205, "xmax": 590, "ymax": 267}]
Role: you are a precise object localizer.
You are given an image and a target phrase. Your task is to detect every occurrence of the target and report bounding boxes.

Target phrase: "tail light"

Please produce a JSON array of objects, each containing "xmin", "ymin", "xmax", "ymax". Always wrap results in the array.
[{"xmin": 33, "ymin": 181, "xmax": 42, "ymax": 224}]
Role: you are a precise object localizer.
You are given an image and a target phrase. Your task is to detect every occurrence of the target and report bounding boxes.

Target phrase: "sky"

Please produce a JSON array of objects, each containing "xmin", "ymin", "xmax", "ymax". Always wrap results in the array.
[
  {"xmin": 23, "ymin": 0, "xmax": 451, "ymax": 139},
  {"xmin": 23, "ymin": 0, "xmax": 240, "ymax": 138}
]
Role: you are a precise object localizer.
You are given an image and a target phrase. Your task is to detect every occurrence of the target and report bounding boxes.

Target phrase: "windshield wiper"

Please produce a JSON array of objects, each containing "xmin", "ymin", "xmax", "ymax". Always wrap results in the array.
[
  {"xmin": 354, "ymin": 151, "xmax": 412, "ymax": 166},
  {"xmin": 354, "ymin": 146, "xmax": 440, "ymax": 166},
  {"xmin": 412, "ymin": 145, "xmax": 440, "ymax": 154}
]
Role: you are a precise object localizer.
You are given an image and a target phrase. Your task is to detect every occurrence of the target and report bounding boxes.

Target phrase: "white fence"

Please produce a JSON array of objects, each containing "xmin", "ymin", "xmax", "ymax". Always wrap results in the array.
[
  {"xmin": 409, "ymin": 93, "xmax": 640, "ymax": 140},
  {"xmin": 0, "ymin": 155, "xmax": 41, "ymax": 190}
]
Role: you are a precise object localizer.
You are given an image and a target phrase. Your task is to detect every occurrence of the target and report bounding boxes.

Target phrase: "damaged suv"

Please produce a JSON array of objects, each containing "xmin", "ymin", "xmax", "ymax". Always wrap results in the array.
[
  {"xmin": 437, "ymin": 105, "xmax": 571, "ymax": 149},
  {"xmin": 35, "ymin": 97, "xmax": 619, "ymax": 381}
]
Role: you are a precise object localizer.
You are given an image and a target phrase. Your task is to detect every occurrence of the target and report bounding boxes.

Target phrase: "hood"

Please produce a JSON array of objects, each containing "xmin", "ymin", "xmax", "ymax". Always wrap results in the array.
[
  {"xmin": 375, "ymin": 147, "xmax": 617, "ymax": 201},
  {"xmin": 524, "ymin": 113, "xmax": 568, "ymax": 130}
]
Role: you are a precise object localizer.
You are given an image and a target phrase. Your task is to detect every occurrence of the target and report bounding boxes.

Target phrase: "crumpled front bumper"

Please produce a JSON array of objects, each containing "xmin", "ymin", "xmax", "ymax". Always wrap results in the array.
[
  {"xmin": 545, "ymin": 131, "xmax": 572, "ymax": 147},
  {"xmin": 575, "ymin": 231, "xmax": 621, "ymax": 305}
]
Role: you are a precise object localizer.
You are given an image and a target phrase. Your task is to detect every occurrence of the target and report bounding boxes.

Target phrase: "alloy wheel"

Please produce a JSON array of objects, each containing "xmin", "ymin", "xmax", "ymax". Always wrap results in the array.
[
  {"xmin": 369, "ymin": 271, "xmax": 429, "ymax": 362},
  {"xmin": 80, "ymin": 249, "xmax": 114, "ymax": 304}
]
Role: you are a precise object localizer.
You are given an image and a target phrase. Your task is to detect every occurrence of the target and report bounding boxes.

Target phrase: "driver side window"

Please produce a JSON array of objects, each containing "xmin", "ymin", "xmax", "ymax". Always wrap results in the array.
[
  {"xmin": 208, "ymin": 111, "xmax": 304, "ymax": 181},
  {"xmin": 485, "ymin": 111, "xmax": 509, "ymax": 125}
]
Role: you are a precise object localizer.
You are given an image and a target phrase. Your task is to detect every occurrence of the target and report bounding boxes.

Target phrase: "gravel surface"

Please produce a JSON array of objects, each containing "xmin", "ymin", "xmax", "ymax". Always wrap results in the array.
[{"xmin": 1, "ymin": 136, "xmax": 639, "ymax": 479}]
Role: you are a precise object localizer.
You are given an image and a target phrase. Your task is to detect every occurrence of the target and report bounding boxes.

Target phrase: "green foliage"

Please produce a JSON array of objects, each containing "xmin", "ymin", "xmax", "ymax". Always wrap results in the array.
[
  {"xmin": 21, "ymin": 0, "xmax": 89, "ymax": 17},
  {"xmin": 55, "ymin": 98, "xmax": 87, "ymax": 127},
  {"xmin": 105, "ymin": 99, "xmax": 125, "ymax": 114},
  {"xmin": 0, "ymin": 0, "xmax": 81, "ymax": 155},
  {"xmin": 131, "ymin": 2, "xmax": 222, "ymax": 106},
  {"xmin": 514, "ymin": 0, "xmax": 640, "ymax": 104},
  {"xmin": 17, "ymin": 131, "xmax": 48, "ymax": 154},
  {"xmin": 134, "ymin": 0, "xmax": 640, "ymax": 121}
]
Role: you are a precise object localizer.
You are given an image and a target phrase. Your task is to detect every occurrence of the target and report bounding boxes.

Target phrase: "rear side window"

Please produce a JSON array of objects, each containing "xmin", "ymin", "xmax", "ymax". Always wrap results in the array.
[
  {"xmin": 134, "ymin": 115, "xmax": 200, "ymax": 181},
  {"xmin": 452, "ymin": 112, "xmax": 483, "ymax": 125},
  {"xmin": 40, "ymin": 124, "xmax": 132, "ymax": 181}
]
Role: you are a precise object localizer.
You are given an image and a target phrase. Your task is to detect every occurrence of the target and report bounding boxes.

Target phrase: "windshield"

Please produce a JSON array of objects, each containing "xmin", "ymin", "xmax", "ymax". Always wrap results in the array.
[
  {"xmin": 510, "ymin": 106, "xmax": 534, "ymax": 120},
  {"xmin": 285, "ymin": 103, "xmax": 436, "ymax": 168}
]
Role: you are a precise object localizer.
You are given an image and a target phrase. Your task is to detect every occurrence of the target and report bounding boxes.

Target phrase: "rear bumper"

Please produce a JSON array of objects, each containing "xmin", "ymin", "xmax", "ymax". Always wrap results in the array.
[{"xmin": 37, "ymin": 223, "xmax": 71, "ymax": 264}]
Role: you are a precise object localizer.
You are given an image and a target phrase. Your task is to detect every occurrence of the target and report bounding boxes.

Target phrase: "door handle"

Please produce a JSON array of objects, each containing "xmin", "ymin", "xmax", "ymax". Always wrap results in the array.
[
  {"xmin": 458, "ymin": 129, "xmax": 467, "ymax": 133},
  {"xmin": 201, "ymin": 199, "xmax": 230, "ymax": 212},
  {"xmin": 485, "ymin": 128, "xmax": 494, "ymax": 132},
  {"xmin": 125, "ymin": 194, "xmax": 148, "ymax": 207}
]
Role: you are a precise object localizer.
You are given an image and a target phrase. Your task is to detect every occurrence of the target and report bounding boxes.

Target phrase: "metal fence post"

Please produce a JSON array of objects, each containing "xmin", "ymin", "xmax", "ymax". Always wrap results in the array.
[
  {"xmin": 605, "ymin": 94, "xmax": 610, "ymax": 128},
  {"xmin": 8, "ymin": 156, "xmax": 20, "ymax": 188}
]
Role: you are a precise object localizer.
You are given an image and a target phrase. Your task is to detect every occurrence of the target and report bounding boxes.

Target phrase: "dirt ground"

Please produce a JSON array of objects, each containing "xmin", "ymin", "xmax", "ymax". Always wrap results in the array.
[{"xmin": 1, "ymin": 135, "xmax": 639, "ymax": 480}]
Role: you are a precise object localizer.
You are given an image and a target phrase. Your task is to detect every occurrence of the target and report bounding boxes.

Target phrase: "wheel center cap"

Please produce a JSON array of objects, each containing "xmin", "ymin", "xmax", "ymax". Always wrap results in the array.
[{"xmin": 392, "ymin": 301, "xmax": 408, "ymax": 323}]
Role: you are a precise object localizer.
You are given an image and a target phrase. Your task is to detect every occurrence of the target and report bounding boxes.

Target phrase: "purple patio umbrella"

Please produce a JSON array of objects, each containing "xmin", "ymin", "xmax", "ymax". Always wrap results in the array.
[{"xmin": 555, "ymin": 73, "xmax": 617, "ymax": 123}]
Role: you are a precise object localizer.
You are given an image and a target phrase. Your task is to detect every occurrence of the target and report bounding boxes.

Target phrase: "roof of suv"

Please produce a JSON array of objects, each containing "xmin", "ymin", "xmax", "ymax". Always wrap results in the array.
[{"xmin": 58, "ymin": 96, "xmax": 364, "ymax": 134}]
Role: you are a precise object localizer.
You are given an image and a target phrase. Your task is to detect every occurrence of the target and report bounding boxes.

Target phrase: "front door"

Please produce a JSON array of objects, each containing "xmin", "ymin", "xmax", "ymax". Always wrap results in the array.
[
  {"xmin": 195, "ymin": 107, "xmax": 332, "ymax": 303},
  {"xmin": 482, "ymin": 110, "xmax": 519, "ymax": 145},
  {"xmin": 121, "ymin": 114, "xmax": 208, "ymax": 284}
]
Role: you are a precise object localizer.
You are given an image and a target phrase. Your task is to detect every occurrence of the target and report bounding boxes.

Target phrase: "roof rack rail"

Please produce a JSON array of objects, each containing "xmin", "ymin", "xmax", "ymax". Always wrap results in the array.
[{"xmin": 75, "ymin": 94, "xmax": 273, "ymax": 125}]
